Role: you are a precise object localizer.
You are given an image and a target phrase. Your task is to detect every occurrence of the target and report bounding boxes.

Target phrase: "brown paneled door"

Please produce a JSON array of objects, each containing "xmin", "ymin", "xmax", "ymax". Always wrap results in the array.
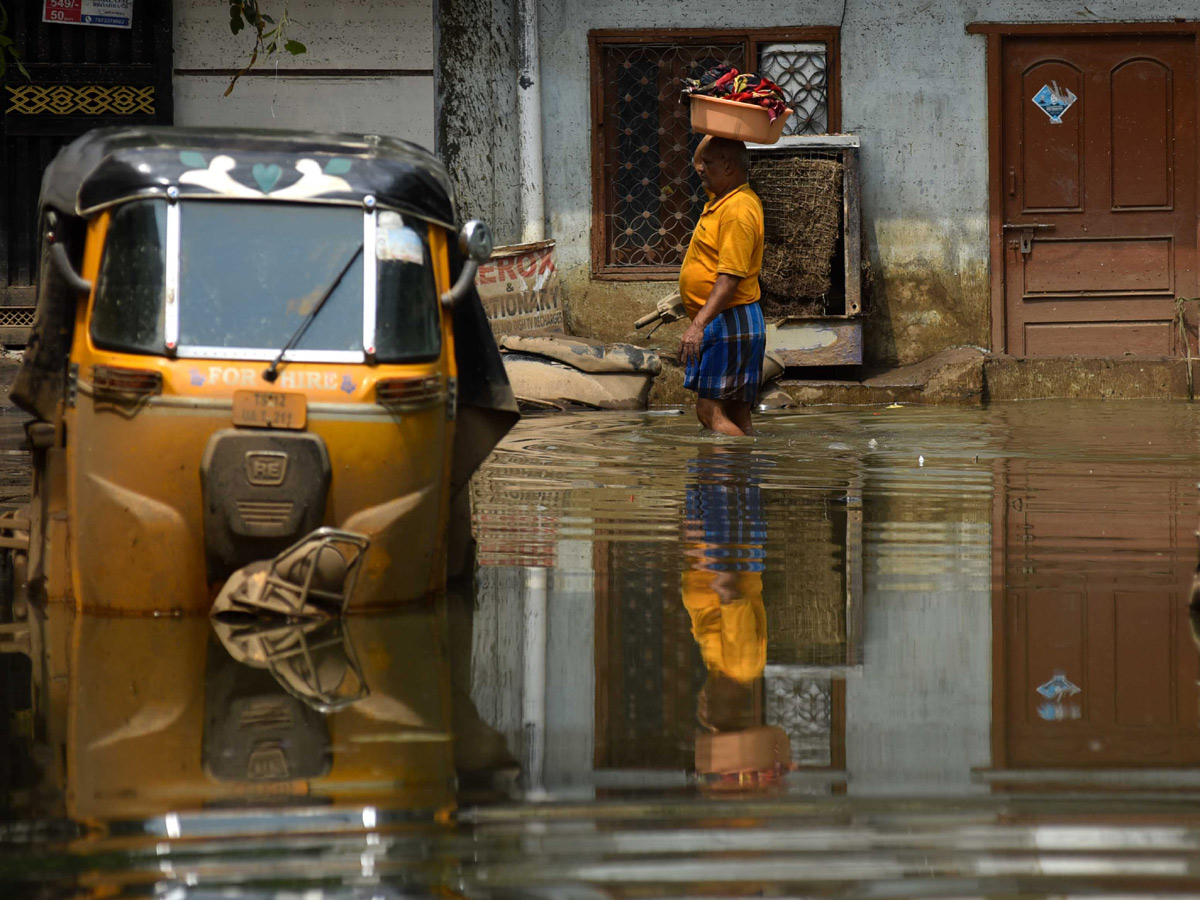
[{"xmin": 1001, "ymin": 35, "xmax": 1197, "ymax": 356}]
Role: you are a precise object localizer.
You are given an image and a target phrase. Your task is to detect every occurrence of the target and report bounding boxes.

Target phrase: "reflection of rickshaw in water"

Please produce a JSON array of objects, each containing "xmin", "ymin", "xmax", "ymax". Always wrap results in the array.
[
  {"xmin": 0, "ymin": 594, "xmax": 516, "ymax": 897},
  {"xmin": 1, "ymin": 127, "xmax": 517, "ymax": 614}
]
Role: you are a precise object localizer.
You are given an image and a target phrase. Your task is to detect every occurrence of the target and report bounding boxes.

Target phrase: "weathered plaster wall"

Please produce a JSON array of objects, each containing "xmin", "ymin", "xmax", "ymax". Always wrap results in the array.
[
  {"xmin": 173, "ymin": 1, "xmax": 435, "ymax": 149},
  {"xmin": 459, "ymin": 0, "xmax": 1193, "ymax": 365},
  {"xmin": 435, "ymin": 0, "xmax": 523, "ymax": 242}
]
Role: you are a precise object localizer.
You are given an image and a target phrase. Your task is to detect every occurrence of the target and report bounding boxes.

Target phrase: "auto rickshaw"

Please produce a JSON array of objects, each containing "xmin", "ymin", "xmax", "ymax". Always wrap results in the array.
[{"xmin": 4, "ymin": 127, "xmax": 518, "ymax": 615}]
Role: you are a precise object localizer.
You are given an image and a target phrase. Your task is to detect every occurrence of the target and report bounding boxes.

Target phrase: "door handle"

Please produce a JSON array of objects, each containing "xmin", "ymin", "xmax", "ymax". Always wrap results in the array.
[
  {"xmin": 1002, "ymin": 223, "xmax": 1056, "ymax": 254},
  {"xmin": 1007, "ymin": 166, "xmax": 1017, "ymax": 197}
]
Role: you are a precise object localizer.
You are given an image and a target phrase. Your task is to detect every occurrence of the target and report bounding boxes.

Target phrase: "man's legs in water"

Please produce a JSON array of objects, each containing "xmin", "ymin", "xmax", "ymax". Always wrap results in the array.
[
  {"xmin": 727, "ymin": 399, "xmax": 754, "ymax": 436},
  {"xmin": 696, "ymin": 397, "xmax": 752, "ymax": 437}
]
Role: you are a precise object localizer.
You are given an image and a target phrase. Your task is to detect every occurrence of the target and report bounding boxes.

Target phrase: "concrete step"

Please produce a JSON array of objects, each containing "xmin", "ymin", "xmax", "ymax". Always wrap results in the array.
[{"xmin": 652, "ymin": 348, "xmax": 1199, "ymax": 408}]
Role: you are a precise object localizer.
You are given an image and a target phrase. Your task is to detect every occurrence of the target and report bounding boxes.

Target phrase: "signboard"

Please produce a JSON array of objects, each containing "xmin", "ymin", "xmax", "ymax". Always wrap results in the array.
[
  {"xmin": 475, "ymin": 240, "xmax": 564, "ymax": 339},
  {"xmin": 1032, "ymin": 81, "xmax": 1077, "ymax": 125},
  {"xmin": 43, "ymin": 0, "xmax": 134, "ymax": 29}
]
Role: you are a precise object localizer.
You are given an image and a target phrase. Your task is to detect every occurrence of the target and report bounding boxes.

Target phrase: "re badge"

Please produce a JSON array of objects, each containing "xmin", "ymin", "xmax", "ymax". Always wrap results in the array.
[{"xmin": 245, "ymin": 451, "xmax": 288, "ymax": 486}]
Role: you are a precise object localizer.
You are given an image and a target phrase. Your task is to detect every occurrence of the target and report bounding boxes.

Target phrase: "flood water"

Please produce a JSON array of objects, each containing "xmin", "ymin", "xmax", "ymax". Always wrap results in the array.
[{"xmin": 6, "ymin": 400, "xmax": 1200, "ymax": 896}]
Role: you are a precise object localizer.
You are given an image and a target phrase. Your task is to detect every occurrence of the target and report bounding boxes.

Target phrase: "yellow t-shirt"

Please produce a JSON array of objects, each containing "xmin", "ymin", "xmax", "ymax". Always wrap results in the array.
[{"xmin": 678, "ymin": 183, "xmax": 764, "ymax": 320}]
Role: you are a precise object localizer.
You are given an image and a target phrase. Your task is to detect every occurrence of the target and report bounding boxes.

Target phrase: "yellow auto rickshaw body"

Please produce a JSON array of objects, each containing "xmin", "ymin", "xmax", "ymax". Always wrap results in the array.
[{"xmin": 10, "ymin": 127, "xmax": 516, "ymax": 614}]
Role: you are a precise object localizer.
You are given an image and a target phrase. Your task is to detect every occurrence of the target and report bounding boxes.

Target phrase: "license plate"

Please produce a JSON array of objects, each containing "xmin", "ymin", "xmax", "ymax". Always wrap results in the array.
[{"xmin": 232, "ymin": 390, "xmax": 307, "ymax": 430}]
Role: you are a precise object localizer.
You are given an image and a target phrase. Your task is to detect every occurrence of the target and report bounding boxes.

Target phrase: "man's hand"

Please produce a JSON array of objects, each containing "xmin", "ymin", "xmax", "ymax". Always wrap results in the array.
[
  {"xmin": 680, "ymin": 274, "xmax": 741, "ymax": 366},
  {"xmin": 679, "ymin": 321, "xmax": 705, "ymax": 365}
]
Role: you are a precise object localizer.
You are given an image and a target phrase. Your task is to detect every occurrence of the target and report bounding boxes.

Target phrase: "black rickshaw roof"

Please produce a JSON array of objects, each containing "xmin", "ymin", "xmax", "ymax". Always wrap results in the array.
[{"xmin": 39, "ymin": 126, "xmax": 457, "ymax": 227}]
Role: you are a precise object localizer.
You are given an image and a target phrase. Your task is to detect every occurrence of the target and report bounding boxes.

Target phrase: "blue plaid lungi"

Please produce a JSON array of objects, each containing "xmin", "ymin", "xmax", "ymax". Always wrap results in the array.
[{"xmin": 684, "ymin": 302, "xmax": 766, "ymax": 403}]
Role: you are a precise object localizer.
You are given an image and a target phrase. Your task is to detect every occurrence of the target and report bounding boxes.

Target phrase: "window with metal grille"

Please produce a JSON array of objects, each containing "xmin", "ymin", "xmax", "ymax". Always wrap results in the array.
[
  {"xmin": 759, "ymin": 43, "xmax": 829, "ymax": 136},
  {"xmin": 590, "ymin": 29, "xmax": 840, "ymax": 278}
]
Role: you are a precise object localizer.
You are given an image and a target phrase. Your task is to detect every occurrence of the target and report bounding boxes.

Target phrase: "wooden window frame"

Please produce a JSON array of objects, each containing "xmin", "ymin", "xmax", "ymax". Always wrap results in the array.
[{"xmin": 589, "ymin": 27, "xmax": 841, "ymax": 281}]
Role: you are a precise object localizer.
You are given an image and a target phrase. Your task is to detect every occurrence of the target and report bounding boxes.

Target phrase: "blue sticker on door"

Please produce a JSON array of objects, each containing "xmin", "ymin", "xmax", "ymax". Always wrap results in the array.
[
  {"xmin": 1036, "ymin": 671, "xmax": 1081, "ymax": 721},
  {"xmin": 1032, "ymin": 81, "xmax": 1077, "ymax": 125}
]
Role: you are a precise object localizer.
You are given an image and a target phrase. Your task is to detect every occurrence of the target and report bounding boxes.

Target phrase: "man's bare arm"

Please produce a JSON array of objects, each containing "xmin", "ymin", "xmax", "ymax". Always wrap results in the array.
[{"xmin": 679, "ymin": 273, "xmax": 741, "ymax": 364}]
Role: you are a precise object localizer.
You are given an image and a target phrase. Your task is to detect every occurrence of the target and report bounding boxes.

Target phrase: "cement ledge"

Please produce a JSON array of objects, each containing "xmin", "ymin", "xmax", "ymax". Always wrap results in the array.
[
  {"xmin": 778, "ymin": 347, "xmax": 986, "ymax": 407},
  {"xmin": 651, "ymin": 350, "xmax": 1199, "ymax": 409},
  {"xmin": 982, "ymin": 355, "xmax": 1194, "ymax": 402}
]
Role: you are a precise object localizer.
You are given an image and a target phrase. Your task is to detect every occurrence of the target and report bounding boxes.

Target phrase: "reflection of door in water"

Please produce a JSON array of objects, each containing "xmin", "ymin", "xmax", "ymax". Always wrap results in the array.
[
  {"xmin": 998, "ymin": 465, "xmax": 1200, "ymax": 768},
  {"xmin": 1001, "ymin": 35, "xmax": 1197, "ymax": 356}
]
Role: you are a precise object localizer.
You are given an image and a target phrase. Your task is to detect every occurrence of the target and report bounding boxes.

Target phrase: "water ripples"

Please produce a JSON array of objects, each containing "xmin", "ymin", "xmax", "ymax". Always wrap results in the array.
[{"xmin": 476, "ymin": 403, "xmax": 1200, "ymax": 593}]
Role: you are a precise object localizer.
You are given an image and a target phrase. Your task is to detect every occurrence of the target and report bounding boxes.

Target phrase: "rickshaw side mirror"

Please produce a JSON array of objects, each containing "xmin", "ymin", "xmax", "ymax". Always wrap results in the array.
[
  {"xmin": 44, "ymin": 212, "xmax": 91, "ymax": 295},
  {"xmin": 440, "ymin": 219, "xmax": 493, "ymax": 310},
  {"xmin": 49, "ymin": 243, "xmax": 92, "ymax": 295},
  {"xmin": 459, "ymin": 219, "xmax": 494, "ymax": 264}
]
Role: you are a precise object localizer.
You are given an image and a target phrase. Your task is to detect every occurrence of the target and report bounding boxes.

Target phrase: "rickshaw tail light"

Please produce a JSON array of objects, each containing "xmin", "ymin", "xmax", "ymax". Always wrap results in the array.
[
  {"xmin": 375, "ymin": 376, "xmax": 443, "ymax": 410},
  {"xmin": 92, "ymin": 365, "xmax": 163, "ymax": 402}
]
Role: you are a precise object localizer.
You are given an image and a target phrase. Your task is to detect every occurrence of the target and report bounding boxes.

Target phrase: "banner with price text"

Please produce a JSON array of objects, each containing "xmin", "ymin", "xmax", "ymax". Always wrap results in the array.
[{"xmin": 43, "ymin": 0, "xmax": 133, "ymax": 29}]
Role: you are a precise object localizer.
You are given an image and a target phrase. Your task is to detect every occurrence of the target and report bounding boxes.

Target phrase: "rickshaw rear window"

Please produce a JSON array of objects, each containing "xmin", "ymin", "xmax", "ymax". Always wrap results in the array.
[
  {"xmin": 374, "ymin": 211, "xmax": 440, "ymax": 363},
  {"xmin": 91, "ymin": 200, "xmax": 441, "ymax": 363},
  {"xmin": 92, "ymin": 202, "xmax": 167, "ymax": 354}
]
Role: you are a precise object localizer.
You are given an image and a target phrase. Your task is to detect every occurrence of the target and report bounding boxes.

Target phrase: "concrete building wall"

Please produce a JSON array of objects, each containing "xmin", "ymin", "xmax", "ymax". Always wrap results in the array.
[
  {"xmin": 445, "ymin": 0, "xmax": 1193, "ymax": 365},
  {"xmin": 436, "ymin": 0, "xmax": 525, "ymax": 243},
  {"xmin": 173, "ymin": 0, "xmax": 435, "ymax": 150}
]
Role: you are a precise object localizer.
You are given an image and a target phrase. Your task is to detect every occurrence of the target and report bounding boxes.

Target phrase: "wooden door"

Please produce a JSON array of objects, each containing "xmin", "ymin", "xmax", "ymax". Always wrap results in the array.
[
  {"xmin": 0, "ymin": 4, "xmax": 173, "ymax": 345},
  {"xmin": 1001, "ymin": 35, "xmax": 1197, "ymax": 357}
]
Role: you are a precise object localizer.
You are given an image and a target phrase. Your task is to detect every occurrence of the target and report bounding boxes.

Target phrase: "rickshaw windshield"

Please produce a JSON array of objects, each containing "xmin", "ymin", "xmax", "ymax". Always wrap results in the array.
[{"xmin": 91, "ymin": 199, "xmax": 441, "ymax": 363}]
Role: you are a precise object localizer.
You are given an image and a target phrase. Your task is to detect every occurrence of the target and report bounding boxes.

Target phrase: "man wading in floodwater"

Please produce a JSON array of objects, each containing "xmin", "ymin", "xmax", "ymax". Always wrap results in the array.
[{"xmin": 679, "ymin": 136, "xmax": 766, "ymax": 437}]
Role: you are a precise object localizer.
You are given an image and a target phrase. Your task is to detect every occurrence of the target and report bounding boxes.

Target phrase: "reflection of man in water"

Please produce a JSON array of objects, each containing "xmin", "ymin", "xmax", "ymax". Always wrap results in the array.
[{"xmin": 681, "ymin": 449, "xmax": 789, "ymax": 785}]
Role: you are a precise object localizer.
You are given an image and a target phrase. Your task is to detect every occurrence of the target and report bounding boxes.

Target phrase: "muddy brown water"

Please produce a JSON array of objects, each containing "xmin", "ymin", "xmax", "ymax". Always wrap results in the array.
[{"xmin": 4, "ymin": 400, "xmax": 1200, "ymax": 897}]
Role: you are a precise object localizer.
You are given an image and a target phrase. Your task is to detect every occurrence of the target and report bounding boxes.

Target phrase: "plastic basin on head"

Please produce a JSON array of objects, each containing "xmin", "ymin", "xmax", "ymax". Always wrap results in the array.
[{"xmin": 690, "ymin": 95, "xmax": 792, "ymax": 144}]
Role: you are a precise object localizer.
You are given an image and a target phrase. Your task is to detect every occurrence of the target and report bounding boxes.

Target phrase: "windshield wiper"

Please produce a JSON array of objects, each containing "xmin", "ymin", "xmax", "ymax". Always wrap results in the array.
[{"xmin": 262, "ymin": 243, "xmax": 364, "ymax": 383}]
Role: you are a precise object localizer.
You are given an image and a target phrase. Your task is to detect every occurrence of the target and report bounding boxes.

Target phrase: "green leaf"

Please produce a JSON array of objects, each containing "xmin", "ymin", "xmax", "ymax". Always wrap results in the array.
[
  {"xmin": 0, "ymin": 35, "xmax": 12, "ymax": 48},
  {"xmin": 229, "ymin": 15, "xmax": 244, "ymax": 35},
  {"xmin": 262, "ymin": 14, "xmax": 275, "ymax": 24},
  {"xmin": 284, "ymin": 40, "xmax": 306, "ymax": 55}
]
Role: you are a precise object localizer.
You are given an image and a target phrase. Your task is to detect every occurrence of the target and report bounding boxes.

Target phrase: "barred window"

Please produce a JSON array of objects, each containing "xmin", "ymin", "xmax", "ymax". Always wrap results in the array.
[
  {"xmin": 589, "ymin": 29, "xmax": 840, "ymax": 278},
  {"xmin": 759, "ymin": 43, "xmax": 830, "ymax": 136}
]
